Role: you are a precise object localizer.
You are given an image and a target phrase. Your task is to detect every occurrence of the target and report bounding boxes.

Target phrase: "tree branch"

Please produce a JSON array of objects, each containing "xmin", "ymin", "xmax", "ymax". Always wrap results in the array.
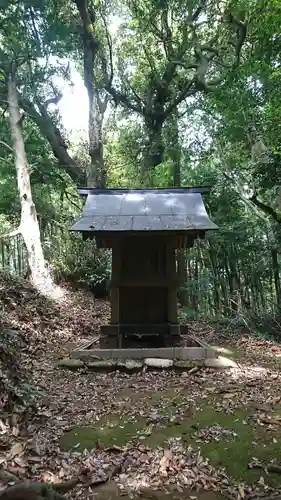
[
  {"xmin": 44, "ymin": 84, "xmax": 63, "ymax": 107},
  {"xmin": 64, "ymin": 189, "xmax": 82, "ymax": 210},
  {"xmin": 227, "ymin": 13, "xmax": 248, "ymax": 67},
  {"xmin": 28, "ymin": 6, "xmax": 44, "ymax": 55},
  {"xmin": 169, "ymin": 61, "xmax": 197, "ymax": 70},
  {"xmin": 250, "ymin": 194, "xmax": 281, "ymax": 224},
  {"xmin": 0, "ymin": 139, "xmax": 13, "ymax": 152},
  {"xmin": 163, "ymin": 79, "xmax": 196, "ymax": 118},
  {"xmin": 223, "ymin": 170, "xmax": 281, "ymax": 225},
  {"xmin": 17, "ymin": 93, "xmax": 84, "ymax": 183},
  {"xmin": 191, "ymin": 1, "xmax": 207, "ymax": 22},
  {"xmin": 105, "ymin": 84, "xmax": 145, "ymax": 114}
]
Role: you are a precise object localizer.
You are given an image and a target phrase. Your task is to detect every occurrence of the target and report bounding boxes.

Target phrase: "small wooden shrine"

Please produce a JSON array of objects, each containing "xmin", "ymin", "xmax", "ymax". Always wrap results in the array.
[{"xmin": 71, "ymin": 187, "xmax": 218, "ymax": 349}]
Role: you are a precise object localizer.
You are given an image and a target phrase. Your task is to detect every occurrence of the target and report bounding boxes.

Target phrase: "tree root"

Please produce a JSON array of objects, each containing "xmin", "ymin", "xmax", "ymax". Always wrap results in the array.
[{"xmin": 0, "ymin": 467, "xmax": 93, "ymax": 500}]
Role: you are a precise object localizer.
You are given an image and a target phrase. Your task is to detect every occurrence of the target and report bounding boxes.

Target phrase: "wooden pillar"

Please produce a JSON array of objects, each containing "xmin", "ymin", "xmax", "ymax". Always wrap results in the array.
[
  {"xmin": 166, "ymin": 241, "xmax": 178, "ymax": 325},
  {"xmin": 110, "ymin": 241, "xmax": 121, "ymax": 324}
]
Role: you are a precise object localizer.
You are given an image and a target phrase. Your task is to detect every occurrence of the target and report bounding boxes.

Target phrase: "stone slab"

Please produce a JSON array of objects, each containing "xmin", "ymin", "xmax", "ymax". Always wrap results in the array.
[
  {"xmin": 71, "ymin": 346, "xmax": 211, "ymax": 360},
  {"xmin": 57, "ymin": 358, "xmax": 84, "ymax": 369},
  {"xmin": 86, "ymin": 359, "xmax": 117, "ymax": 370},
  {"xmin": 174, "ymin": 359, "xmax": 204, "ymax": 370},
  {"xmin": 173, "ymin": 347, "xmax": 215, "ymax": 360},
  {"xmin": 116, "ymin": 359, "xmax": 143, "ymax": 371},
  {"xmin": 144, "ymin": 358, "xmax": 174, "ymax": 368}
]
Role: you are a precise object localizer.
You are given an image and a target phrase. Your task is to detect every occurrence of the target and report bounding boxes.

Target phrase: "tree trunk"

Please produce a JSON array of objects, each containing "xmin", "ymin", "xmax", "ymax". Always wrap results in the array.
[
  {"xmin": 165, "ymin": 110, "xmax": 187, "ymax": 305},
  {"xmin": 228, "ymin": 250, "xmax": 240, "ymax": 314},
  {"xmin": 209, "ymin": 242, "xmax": 220, "ymax": 312},
  {"xmin": 87, "ymin": 88, "xmax": 107, "ymax": 188},
  {"xmin": 75, "ymin": 0, "xmax": 107, "ymax": 188},
  {"xmin": 271, "ymin": 248, "xmax": 281, "ymax": 308},
  {"xmin": 142, "ymin": 118, "xmax": 164, "ymax": 185},
  {"xmin": 165, "ymin": 111, "xmax": 181, "ymax": 187},
  {"xmin": 7, "ymin": 69, "xmax": 50, "ymax": 290}
]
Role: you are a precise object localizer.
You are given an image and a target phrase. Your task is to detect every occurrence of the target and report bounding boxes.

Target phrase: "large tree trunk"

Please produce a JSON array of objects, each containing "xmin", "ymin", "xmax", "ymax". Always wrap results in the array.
[
  {"xmin": 7, "ymin": 69, "xmax": 50, "ymax": 290},
  {"xmin": 142, "ymin": 117, "xmax": 164, "ymax": 185},
  {"xmin": 87, "ymin": 88, "xmax": 107, "ymax": 188},
  {"xmin": 271, "ymin": 248, "xmax": 281, "ymax": 308},
  {"xmin": 75, "ymin": 0, "xmax": 107, "ymax": 188},
  {"xmin": 165, "ymin": 110, "xmax": 188, "ymax": 305},
  {"xmin": 165, "ymin": 111, "xmax": 181, "ymax": 187}
]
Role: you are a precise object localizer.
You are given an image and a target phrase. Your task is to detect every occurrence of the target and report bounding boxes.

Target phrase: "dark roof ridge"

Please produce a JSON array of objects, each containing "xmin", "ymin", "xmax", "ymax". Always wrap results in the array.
[{"xmin": 77, "ymin": 186, "xmax": 211, "ymax": 196}]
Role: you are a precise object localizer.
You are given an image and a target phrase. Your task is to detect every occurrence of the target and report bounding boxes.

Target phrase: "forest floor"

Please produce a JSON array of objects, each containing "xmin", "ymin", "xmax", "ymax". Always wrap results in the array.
[{"xmin": 1, "ymin": 275, "xmax": 281, "ymax": 500}]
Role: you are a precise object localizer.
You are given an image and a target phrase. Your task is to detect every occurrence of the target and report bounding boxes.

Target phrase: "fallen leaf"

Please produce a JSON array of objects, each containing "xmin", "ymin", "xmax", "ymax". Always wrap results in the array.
[
  {"xmin": 260, "ymin": 416, "xmax": 281, "ymax": 426},
  {"xmin": 238, "ymin": 484, "xmax": 245, "ymax": 498},
  {"xmin": 14, "ymin": 457, "xmax": 27, "ymax": 468},
  {"xmin": 27, "ymin": 456, "xmax": 43, "ymax": 463},
  {"xmin": 58, "ymin": 468, "xmax": 65, "ymax": 478},
  {"xmin": 159, "ymin": 449, "xmax": 172, "ymax": 477},
  {"xmin": 254, "ymin": 403, "xmax": 273, "ymax": 412},
  {"xmin": 41, "ymin": 471, "xmax": 56, "ymax": 483},
  {"xmin": 223, "ymin": 392, "xmax": 238, "ymax": 399},
  {"xmin": 0, "ymin": 421, "xmax": 8, "ymax": 434},
  {"xmin": 188, "ymin": 367, "xmax": 199, "ymax": 374},
  {"xmin": 9, "ymin": 442, "xmax": 25, "ymax": 459},
  {"xmin": 6, "ymin": 466, "xmax": 26, "ymax": 477}
]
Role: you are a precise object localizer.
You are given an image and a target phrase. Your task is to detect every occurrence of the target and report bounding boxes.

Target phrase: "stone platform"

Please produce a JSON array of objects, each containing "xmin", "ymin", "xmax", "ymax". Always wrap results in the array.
[{"xmin": 70, "ymin": 335, "xmax": 216, "ymax": 361}]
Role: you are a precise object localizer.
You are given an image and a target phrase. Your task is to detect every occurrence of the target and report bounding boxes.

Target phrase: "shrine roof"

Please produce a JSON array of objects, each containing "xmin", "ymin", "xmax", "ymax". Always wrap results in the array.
[{"xmin": 70, "ymin": 187, "xmax": 218, "ymax": 233}]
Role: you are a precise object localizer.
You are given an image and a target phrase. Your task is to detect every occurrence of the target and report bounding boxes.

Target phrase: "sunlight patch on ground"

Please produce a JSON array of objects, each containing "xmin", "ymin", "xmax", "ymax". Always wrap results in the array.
[
  {"xmin": 212, "ymin": 346, "xmax": 234, "ymax": 356},
  {"xmin": 44, "ymin": 284, "xmax": 66, "ymax": 301},
  {"xmin": 227, "ymin": 363, "xmax": 275, "ymax": 382}
]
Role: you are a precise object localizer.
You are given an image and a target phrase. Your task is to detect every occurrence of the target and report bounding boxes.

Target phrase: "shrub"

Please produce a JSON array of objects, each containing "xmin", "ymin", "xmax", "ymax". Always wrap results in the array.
[{"xmin": 50, "ymin": 233, "xmax": 111, "ymax": 296}]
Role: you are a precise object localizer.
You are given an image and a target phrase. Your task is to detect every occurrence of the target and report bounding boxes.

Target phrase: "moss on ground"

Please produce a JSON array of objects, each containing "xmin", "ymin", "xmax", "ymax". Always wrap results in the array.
[
  {"xmin": 60, "ymin": 390, "xmax": 281, "ymax": 488},
  {"xmin": 60, "ymin": 416, "xmax": 145, "ymax": 451}
]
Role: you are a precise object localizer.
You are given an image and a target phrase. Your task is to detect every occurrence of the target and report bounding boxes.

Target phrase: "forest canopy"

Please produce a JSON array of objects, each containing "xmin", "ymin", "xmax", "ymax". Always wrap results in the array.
[{"xmin": 0, "ymin": 0, "xmax": 281, "ymax": 322}]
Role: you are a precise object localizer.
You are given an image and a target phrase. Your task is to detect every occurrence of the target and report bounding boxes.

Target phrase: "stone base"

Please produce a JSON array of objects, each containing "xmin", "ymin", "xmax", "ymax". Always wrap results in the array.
[
  {"xmin": 71, "ymin": 345, "xmax": 216, "ymax": 360},
  {"xmin": 99, "ymin": 323, "xmax": 188, "ymax": 348}
]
